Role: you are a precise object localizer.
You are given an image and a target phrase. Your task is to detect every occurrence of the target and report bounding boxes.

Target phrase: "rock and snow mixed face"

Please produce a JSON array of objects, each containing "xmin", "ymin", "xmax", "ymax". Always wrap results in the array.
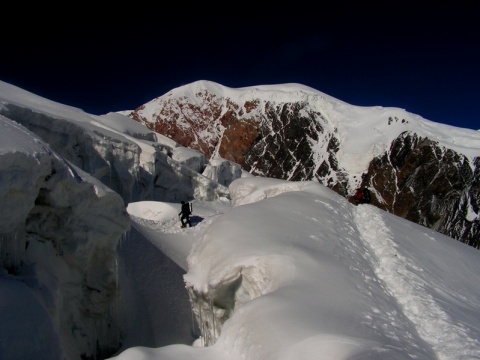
[{"xmin": 128, "ymin": 80, "xmax": 480, "ymax": 247}]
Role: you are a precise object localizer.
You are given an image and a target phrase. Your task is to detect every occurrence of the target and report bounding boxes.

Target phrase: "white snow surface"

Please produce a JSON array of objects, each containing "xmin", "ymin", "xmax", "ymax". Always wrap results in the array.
[
  {"xmin": 119, "ymin": 179, "xmax": 480, "ymax": 360},
  {"xmin": 0, "ymin": 79, "xmax": 479, "ymax": 360}
]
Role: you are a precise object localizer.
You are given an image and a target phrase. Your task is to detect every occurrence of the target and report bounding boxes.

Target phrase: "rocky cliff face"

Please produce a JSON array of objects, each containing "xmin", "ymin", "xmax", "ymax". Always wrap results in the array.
[
  {"xmin": 367, "ymin": 132, "xmax": 479, "ymax": 247},
  {"xmin": 129, "ymin": 85, "xmax": 342, "ymax": 189},
  {"xmin": 128, "ymin": 81, "xmax": 480, "ymax": 248}
]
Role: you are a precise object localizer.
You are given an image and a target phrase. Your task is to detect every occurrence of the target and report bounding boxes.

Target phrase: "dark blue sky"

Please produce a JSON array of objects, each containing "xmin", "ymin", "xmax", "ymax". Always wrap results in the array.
[{"xmin": 1, "ymin": 10, "xmax": 479, "ymax": 130}]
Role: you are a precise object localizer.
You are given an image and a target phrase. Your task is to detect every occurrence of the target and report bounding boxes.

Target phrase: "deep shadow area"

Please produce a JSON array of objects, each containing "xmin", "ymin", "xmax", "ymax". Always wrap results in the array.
[
  {"xmin": 189, "ymin": 215, "xmax": 204, "ymax": 227},
  {"xmin": 113, "ymin": 227, "xmax": 199, "ymax": 356}
]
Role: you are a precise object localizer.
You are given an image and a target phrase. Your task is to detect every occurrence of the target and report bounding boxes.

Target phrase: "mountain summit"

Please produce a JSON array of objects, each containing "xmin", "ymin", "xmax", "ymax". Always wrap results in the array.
[{"xmin": 128, "ymin": 80, "xmax": 480, "ymax": 247}]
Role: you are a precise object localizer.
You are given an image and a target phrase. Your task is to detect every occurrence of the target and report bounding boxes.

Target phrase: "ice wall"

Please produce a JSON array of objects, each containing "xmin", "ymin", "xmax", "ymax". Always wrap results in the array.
[
  {"xmin": 0, "ymin": 116, "xmax": 131, "ymax": 359},
  {"xmin": 202, "ymin": 156, "xmax": 245, "ymax": 187},
  {"xmin": 1, "ymin": 103, "xmax": 232, "ymax": 204}
]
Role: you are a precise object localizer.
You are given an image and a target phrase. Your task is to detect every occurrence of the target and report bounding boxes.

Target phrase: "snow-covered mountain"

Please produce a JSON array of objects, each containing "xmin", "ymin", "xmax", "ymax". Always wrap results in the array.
[
  {"xmin": 128, "ymin": 80, "xmax": 480, "ymax": 247},
  {"xmin": 1, "ymin": 79, "xmax": 480, "ymax": 360}
]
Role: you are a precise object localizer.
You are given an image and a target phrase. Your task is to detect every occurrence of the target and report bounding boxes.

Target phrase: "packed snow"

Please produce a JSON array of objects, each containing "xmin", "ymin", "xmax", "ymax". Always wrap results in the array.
[{"xmin": 115, "ymin": 179, "xmax": 480, "ymax": 360}]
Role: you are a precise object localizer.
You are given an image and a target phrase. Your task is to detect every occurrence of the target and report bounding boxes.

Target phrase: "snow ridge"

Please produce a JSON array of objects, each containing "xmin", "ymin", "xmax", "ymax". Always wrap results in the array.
[{"xmin": 353, "ymin": 205, "xmax": 480, "ymax": 360}]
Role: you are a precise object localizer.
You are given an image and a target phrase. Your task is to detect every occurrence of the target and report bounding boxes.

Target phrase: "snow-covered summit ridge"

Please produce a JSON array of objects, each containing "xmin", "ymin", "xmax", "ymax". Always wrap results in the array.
[
  {"xmin": 165, "ymin": 80, "xmax": 340, "ymax": 103},
  {"xmin": 141, "ymin": 80, "xmax": 480, "ymax": 163},
  {"xmin": 178, "ymin": 80, "xmax": 480, "ymax": 146}
]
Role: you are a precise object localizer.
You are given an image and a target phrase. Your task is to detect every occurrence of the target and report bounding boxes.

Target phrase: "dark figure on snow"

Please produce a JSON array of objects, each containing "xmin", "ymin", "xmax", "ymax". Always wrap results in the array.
[
  {"xmin": 362, "ymin": 187, "xmax": 371, "ymax": 204},
  {"xmin": 179, "ymin": 201, "xmax": 192, "ymax": 228}
]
